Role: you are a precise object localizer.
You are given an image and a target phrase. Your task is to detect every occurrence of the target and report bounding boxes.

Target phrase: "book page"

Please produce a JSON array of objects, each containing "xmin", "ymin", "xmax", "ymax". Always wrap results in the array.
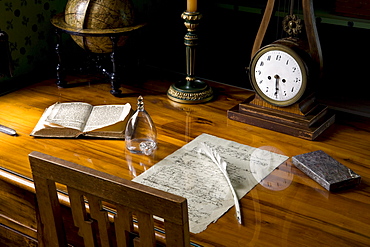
[
  {"xmin": 45, "ymin": 102, "xmax": 93, "ymax": 131},
  {"xmin": 83, "ymin": 103, "xmax": 131, "ymax": 132},
  {"xmin": 132, "ymin": 133, "xmax": 289, "ymax": 233}
]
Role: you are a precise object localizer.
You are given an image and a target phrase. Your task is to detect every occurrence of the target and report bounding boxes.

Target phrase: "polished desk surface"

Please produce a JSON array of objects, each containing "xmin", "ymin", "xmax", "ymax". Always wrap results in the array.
[{"xmin": 0, "ymin": 74, "xmax": 369, "ymax": 246}]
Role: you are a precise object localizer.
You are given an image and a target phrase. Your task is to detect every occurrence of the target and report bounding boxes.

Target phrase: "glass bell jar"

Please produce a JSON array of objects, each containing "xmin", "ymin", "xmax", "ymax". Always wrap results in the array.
[{"xmin": 125, "ymin": 96, "xmax": 157, "ymax": 155}]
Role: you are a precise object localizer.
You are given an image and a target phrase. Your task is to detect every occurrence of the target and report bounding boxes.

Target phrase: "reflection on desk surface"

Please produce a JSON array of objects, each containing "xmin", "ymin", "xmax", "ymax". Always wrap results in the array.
[{"xmin": 0, "ymin": 75, "xmax": 368, "ymax": 246}]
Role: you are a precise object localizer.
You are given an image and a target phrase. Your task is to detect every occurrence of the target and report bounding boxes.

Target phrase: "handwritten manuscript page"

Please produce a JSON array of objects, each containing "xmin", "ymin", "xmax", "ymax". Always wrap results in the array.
[{"xmin": 133, "ymin": 133, "xmax": 288, "ymax": 233}]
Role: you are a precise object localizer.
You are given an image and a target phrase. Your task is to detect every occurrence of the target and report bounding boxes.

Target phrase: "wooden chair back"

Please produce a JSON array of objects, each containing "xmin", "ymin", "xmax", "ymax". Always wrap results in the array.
[{"xmin": 29, "ymin": 151, "xmax": 190, "ymax": 247}]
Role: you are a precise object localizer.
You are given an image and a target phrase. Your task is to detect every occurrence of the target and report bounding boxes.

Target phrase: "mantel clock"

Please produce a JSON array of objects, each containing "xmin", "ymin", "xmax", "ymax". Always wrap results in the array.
[{"xmin": 228, "ymin": 0, "xmax": 335, "ymax": 140}]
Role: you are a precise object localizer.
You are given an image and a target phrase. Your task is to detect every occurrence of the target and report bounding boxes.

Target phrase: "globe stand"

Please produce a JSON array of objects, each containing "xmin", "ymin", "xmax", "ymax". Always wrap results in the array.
[{"xmin": 51, "ymin": 13, "xmax": 145, "ymax": 96}]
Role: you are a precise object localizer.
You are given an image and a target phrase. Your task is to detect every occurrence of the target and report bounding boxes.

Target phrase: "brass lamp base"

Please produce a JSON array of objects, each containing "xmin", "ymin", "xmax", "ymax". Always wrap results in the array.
[
  {"xmin": 167, "ymin": 11, "xmax": 213, "ymax": 104},
  {"xmin": 167, "ymin": 79, "xmax": 213, "ymax": 104}
]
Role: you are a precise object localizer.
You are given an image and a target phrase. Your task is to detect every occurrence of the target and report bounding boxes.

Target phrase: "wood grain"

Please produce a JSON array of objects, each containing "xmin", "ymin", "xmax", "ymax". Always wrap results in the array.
[
  {"xmin": 30, "ymin": 151, "xmax": 190, "ymax": 247},
  {"xmin": 0, "ymin": 73, "xmax": 369, "ymax": 246}
]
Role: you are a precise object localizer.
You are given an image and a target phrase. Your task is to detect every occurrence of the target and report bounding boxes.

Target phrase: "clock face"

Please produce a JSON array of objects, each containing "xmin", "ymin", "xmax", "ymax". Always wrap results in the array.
[{"xmin": 250, "ymin": 44, "xmax": 307, "ymax": 107}]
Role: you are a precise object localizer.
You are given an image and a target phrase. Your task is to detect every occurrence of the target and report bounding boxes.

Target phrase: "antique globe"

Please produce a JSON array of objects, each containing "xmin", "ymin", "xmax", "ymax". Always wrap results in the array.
[{"xmin": 64, "ymin": 0, "xmax": 135, "ymax": 53}]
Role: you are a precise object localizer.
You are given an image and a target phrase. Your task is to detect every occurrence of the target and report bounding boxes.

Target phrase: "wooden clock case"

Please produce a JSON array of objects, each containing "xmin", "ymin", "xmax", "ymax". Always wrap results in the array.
[{"xmin": 227, "ymin": 0, "xmax": 335, "ymax": 140}]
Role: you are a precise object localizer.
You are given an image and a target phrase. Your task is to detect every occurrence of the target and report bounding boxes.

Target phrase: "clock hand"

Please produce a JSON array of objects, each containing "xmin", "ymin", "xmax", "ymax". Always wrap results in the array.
[{"xmin": 274, "ymin": 74, "xmax": 280, "ymax": 98}]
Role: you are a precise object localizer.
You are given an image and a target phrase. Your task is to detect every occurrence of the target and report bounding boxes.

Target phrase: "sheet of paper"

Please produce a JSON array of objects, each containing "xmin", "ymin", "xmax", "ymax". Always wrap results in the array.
[{"xmin": 132, "ymin": 133, "xmax": 289, "ymax": 233}]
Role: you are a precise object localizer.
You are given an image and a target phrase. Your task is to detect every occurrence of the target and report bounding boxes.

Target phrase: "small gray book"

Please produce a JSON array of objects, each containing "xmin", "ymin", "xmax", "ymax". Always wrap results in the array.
[{"xmin": 292, "ymin": 150, "xmax": 361, "ymax": 191}]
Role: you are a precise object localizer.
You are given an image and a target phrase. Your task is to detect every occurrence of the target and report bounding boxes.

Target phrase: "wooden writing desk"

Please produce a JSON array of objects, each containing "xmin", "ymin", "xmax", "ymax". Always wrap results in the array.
[{"xmin": 0, "ymin": 74, "xmax": 369, "ymax": 246}]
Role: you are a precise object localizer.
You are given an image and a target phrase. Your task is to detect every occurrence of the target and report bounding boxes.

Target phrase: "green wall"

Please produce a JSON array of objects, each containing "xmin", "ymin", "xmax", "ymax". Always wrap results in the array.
[{"xmin": 0, "ymin": 0, "xmax": 67, "ymax": 88}]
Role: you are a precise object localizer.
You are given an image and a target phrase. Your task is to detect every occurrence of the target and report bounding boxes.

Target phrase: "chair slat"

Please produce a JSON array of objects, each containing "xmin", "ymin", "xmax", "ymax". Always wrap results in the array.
[
  {"xmin": 33, "ymin": 175, "xmax": 67, "ymax": 247},
  {"xmin": 164, "ymin": 220, "xmax": 190, "ymax": 247},
  {"xmin": 68, "ymin": 187, "xmax": 97, "ymax": 246},
  {"xmin": 88, "ymin": 195, "xmax": 113, "ymax": 247},
  {"xmin": 136, "ymin": 211, "xmax": 156, "ymax": 246},
  {"xmin": 29, "ymin": 151, "xmax": 190, "ymax": 247},
  {"xmin": 115, "ymin": 205, "xmax": 134, "ymax": 247}
]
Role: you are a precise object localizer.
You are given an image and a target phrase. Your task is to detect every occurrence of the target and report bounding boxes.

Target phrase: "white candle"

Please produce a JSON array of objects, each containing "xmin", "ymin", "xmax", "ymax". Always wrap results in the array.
[{"xmin": 187, "ymin": 0, "xmax": 197, "ymax": 12}]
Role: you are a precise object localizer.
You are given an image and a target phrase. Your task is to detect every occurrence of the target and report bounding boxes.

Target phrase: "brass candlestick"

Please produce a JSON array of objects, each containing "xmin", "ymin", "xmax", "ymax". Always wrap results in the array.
[{"xmin": 167, "ymin": 11, "xmax": 213, "ymax": 104}]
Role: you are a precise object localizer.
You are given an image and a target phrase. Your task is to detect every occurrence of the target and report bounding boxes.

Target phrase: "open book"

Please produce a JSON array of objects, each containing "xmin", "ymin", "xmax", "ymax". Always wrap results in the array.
[{"xmin": 30, "ymin": 102, "xmax": 132, "ymax": 139}]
